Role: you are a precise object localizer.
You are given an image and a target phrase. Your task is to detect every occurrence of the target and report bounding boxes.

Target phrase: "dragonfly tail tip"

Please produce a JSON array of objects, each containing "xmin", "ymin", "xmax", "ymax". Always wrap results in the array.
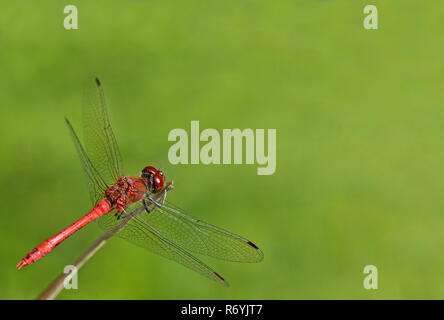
[{"xmin": 16, "ymin": 260, "xmax": 27, "ymax": 270}]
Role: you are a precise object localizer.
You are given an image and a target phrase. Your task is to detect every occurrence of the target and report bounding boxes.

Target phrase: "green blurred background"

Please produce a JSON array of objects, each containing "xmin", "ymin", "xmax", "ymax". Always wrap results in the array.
[{"xmin": 1, "ymin": 0, "xmax": 444, "ymax": 299}]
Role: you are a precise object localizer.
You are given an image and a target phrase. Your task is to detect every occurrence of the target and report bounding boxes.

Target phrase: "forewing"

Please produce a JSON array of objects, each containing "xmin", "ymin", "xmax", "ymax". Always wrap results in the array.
[
  {"xmin": 65, "ymin": 118, "xmax": 108, "ymax": 205},
  {"xmin": 98, "ymin": 202, "xmax": 229, "ymax": 286},
  {"xmin": 82, "ymin": 77, "xmax": 123, "ymax": 188},
  {"xmin": 140, "ymin": 200, "xmax": 264, "ymax": 263}
]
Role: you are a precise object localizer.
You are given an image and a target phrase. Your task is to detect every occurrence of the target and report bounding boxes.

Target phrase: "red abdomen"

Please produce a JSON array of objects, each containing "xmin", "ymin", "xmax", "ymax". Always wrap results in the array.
[{"xmin": 16, "ymin": 200, "xmax": 112, "ymax": 269}]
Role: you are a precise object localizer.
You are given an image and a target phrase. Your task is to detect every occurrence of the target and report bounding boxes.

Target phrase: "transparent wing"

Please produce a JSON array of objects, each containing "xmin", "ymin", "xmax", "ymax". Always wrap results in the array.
[
  {"xmin": 98, "ymin": 202, "xmax": 229, "ymax": 286},
  {"xmin": 82, "ymin": 77, "xmax": 123, "ymax": 195},
  {"xmin": 65, "ymin": 118, "xmax": 108, "ymax": 205},
  {"xmin": 145, "ymin": 200, "xmax": 264, "ymax": 263},
  {"xmin": 99, "ymin": 196, "xmax": 263, "ymax": 263}
]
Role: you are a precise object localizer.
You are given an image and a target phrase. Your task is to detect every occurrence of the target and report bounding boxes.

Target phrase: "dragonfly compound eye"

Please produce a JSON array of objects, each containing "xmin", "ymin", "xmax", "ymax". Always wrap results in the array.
[
  {"xmin": 153, "ymin": 173, "xmax": 165, "ymax": 191},
  {"xmin": 142, "ymin": 166, "xmax": 157, "ymax": 176},
  {"xmin": 158, "ymin": 171, "xmax": 166, "ymax": 183}
]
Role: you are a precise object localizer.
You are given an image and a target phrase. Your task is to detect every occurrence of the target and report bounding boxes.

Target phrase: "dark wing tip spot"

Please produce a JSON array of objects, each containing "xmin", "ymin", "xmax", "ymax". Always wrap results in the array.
[
  {"xmin": 214, "ymin": 272, "xmax": 225, "ymax": 281},
  {"xmin": 95, "ymin": 78, "xmax": 101, "ymax": 86},
  {"xmin": 247, "ymin": 241, "xmax": 259, "ymax": 250}
]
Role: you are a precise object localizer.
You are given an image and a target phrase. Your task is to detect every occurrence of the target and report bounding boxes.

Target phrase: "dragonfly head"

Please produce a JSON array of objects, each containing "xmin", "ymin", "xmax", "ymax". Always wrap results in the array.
[{"xmin": 141, "ymin": 166, "xmax": 165, "ymax": 193}]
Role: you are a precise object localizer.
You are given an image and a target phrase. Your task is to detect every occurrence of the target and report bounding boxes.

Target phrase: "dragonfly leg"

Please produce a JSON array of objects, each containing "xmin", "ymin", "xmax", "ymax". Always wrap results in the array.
[
  {"xmin": 142, "ymin": 198, "xmax": 155, "ymax": 213},
  {"xmin": 116, "ymin": 208, "xmax": 129, "ymax": 220},
  {"xmin": 160, "ymin": 188, "xmax": 168, "ymax": 205},
  {"xmin": 146, "ymin": 189, "xmax": 168, "ymax": 209}
]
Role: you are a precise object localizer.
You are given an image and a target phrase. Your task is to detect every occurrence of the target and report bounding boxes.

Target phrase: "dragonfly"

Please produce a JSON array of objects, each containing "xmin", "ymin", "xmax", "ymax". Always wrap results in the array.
[{"xmin": 16, "ymin": 77, "xmax": 263, "ymax": 286}]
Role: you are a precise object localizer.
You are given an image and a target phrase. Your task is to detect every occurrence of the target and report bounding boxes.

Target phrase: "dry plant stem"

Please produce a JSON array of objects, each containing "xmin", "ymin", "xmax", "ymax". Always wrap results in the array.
[{"xmin": 36, "ymin": 182, "xmax": 174, "ymax": 300}]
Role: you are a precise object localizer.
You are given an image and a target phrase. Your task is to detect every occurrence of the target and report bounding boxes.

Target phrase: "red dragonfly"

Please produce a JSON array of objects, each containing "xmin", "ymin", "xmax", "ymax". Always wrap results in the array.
[{"xmin": 16, "ymin": 78, "xmax": 263, "ymax": 286}]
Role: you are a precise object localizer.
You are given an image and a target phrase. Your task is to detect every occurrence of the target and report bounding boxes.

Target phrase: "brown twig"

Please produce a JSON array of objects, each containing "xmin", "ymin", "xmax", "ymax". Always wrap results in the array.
[{"xmin": 36, "ymin": 182, "xmax": 174, "ymax": 300}]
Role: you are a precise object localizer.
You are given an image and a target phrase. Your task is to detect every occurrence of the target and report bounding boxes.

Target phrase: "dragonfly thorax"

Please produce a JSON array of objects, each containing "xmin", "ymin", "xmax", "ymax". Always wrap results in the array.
[{"xmin": 105, "ymin": 177, "xmax": 146, "ymax": 210}]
